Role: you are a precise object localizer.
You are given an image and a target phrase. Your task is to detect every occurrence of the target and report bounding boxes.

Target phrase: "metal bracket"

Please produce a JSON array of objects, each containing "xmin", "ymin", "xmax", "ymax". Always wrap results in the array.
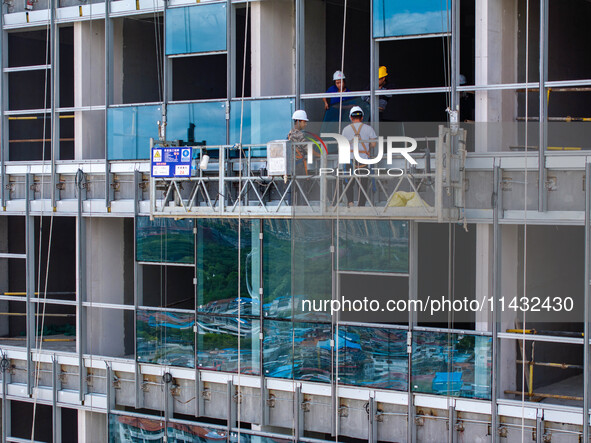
[
  {"xmin": 502, "ymin": 175, "xmax": 513, "ymax": 191},
  {"xmin": 338, "ymin": 403, "xmax": 349, "ymax": 418},
  {"xmin": 266, "ymin": 393, "xmax": 276, "ymax": 408},
  {"xmin": 545, "ymin": 175, "xmax": 557, "ymax": 191}
]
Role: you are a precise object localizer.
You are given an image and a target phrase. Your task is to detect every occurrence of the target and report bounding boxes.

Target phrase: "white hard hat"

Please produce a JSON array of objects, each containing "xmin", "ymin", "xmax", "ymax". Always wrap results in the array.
[
  {"xmin": 333, "ymin": 70, "xmax": 346, "ymax": 81},
  {"xmin": 292, "ymin": 110, "xmax": 309, "ymax": 121},
  {"xmin": 349, "ymin": 106, "xmax": 364, "ymax": 118}
]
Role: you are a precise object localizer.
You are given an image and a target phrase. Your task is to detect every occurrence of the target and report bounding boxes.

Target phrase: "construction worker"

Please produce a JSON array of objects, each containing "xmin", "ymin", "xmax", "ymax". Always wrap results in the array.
[
  {"xmin": 364, "ymin": 65, "xmax": 392, "ymax": 120},
  {"xmin": 341, "ymin": 106, "xmax": 377, "ymax": 207},
  {"xmin": 288, "ymin": 110, "xmax": 308, "ymax": 143},
  {"xmin": 323, "ymin": 70, "xmax": 354, "ymax": 110},
  {"xmin": 288, "ymin": 110, "xmax": 309, "ymax": 177}
]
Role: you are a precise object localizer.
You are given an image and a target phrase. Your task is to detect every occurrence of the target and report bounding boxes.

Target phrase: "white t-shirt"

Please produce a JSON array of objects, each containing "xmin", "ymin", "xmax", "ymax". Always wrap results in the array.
[{"xmin": 342, "ymin": 122, "xmax": 377, "ymax": 160}]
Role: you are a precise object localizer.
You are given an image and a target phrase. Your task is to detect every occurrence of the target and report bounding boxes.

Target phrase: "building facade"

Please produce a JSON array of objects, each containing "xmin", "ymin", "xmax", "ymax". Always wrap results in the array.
[{"xmin": 1, "ymin": 0, "xmax": 591, "ymax": 441}]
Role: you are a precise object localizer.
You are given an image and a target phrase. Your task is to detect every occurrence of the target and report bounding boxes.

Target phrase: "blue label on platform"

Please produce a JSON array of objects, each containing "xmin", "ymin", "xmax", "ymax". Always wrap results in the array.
[{"xmin": 151, "ymin": 147, "xmax": 192, "ymax": 178}]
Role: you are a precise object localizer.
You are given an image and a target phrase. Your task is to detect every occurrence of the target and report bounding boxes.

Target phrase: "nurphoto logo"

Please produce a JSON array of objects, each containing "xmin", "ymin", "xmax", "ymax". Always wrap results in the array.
[{"xmin": 306, "ymin": 133, "xmax": 418, "ymax": 177}]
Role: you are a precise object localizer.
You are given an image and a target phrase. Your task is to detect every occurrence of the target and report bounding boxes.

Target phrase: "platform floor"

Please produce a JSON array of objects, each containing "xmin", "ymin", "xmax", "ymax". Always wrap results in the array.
[{"xmin": 0, "ymin": 334, "xmax": 76, "ymax": 353}]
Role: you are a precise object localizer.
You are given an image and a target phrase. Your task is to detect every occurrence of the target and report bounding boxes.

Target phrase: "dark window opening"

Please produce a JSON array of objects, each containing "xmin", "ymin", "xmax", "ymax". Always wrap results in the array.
[
  {"xmin": 417, "ymin": 223, "xmax": 476, "ymax": 330},
  {"xmin": 235, "ymin": 5, "xmax": 251, "ymax": 98},
  {"xmin": 142, "ymin": 264, "xmax": 195, "ymax": 309},
  {"xmin": 172, "ymin": 55, "xmax": 226, "ymax": 101},
  {"xmin": 122, "ymin": 17, "xmax": 164, "ymax": 104}
]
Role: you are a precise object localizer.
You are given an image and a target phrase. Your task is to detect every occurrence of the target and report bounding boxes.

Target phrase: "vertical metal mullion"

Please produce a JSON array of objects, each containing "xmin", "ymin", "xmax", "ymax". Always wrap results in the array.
[
  {"xmin": 258, "ymin": 222, "xmax": 266, "ymax": 425},
  {"xmin": 492, "ymin": 163, "xmax": 501, "ymax": 442},
  {"xmin": 0, "ymin": 22, "xmax": 7, "ymax": 208},
  {"xmin": 369, "ymin": 0, "xmax": 376, "ymax": 125},
  {"xmin": 25, "ymin": 173, "xmax": 35, "ymax": 397},
  {"xmin": 49, "ymin": 0, "xmax": 57, "ymax": 209},
  {"xmin": 226, "ymin": 0, "xmax": 233, "ymax": 146},
  {"xmin": 52, "ymin": 356, "xmax": 61, "ymax": 443},
  {"xmin": 330, "ymin": 220, "xmax": 337, "ymax": 437},
  {"xmin": 104, "ymin": 0, "xmax": 112, "ymax": 209},
  {"xmin": 449, "ymin": 0, "xmax": 460, "ymax": 113},
  {"xmin": 133, "ymin": 171, "xmax": 143, "ymax": 409},
  {"xmin": 295, "ymin": 0, "xmax": 302, "ymax": 110},
  {"xmin": 1, "ymin": 352, "xmax": 10, "ymax": 442},
  {"xmin": 537, "ymin": 0, "xmax": 548, "ymax": 213},
  {"xmin": 76, "ymin": 170, "xmax": 87, "ymax": 404},
  {"xmin": 194, "ymin": 219, "xmax": 200, "ymax": 418},
  {"xmin": 584, "ymin": 161, "xmax": 591, "ymax": 442},
  {"xmin": 105, "ymin": 363, "xmax": 114, "ymax": 439},
  {"xmin": 407, "ymin": 221, "xmax": 418, "ymax": 443},
  {"xmin": 161, "ymin": 0, "xmax": 170, "ymax": 143}
]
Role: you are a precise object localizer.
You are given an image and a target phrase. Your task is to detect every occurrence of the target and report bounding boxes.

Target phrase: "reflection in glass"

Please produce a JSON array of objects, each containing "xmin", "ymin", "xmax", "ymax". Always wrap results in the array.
[
  {"xmin": 229, "ymin": 434, "xmax": 292, "ymax": 443},
  {"xmin": 293, "ymin": 219, "xmax": 332, "ymax": 322},
  {"xmin": 109, "ymin": 414, "xmax": 231, "ymax": 443},
  {"xmin": 373, "ymin": 0, "xmax": 448, "ymax": 38},
  {"xmin": 107, "ymin": 105, "xmax": 161, "ymax": 160},
  {"xmin": 136, "ymin": 310, "xmax": 195, "ymax": 368},
  {"xmin": 338, "ymin": 219, "xmax": 409, "ymax": 273},
  {"xmin": 263, "ymin": 219, "xmax": 292, "ymax": 318},
  {"xmin": 197, "ymin": 219, "xmax": 260, "ymax": 316},
  {"xmin": 197, "ymin": 315, "xmax": 260, "ymax": 375},
  {"xmin": 229, "ymin": 99, "xmax": 294, "ymax": 147},
  {"xmin": 167, "ymin": 423, "xmax": 227, "ymax": 442},
  {"xmin": 263, "ymin": 320, "xmax": 332, "ymax": 383},
  {"xmin": 109, "ymin": 414, "xmax": 165, "ymax": 442},
  {"xmin": 412, "ymin": 331, "xmax": 492, "ymax": 399},
  {"xmin": 337, "ymin": 326, "xmax": 408, "ymax": 390},
  {"xmin": 166, "ymin": 3, "xmax": 227, "ymax": 55},
  {"xmin": 167, "ymin": 102, "xmax": 227, "ymax": 146},
  {"xmin": 136, "ymin": 217, "xmax": 194, "ymax": 264}
]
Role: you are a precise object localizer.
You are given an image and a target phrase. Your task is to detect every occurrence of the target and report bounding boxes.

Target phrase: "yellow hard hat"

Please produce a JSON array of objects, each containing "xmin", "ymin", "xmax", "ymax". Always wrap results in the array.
[{"xmin": 379, "ymin": 66, "xmax": 388, "ymax": 79}]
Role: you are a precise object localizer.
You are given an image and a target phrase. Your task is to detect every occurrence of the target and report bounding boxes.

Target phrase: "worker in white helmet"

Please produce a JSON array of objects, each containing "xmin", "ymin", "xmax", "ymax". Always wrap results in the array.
[
  {"xmin": 341, "ymin": 106, "xmax": 377, "ymax": 207},
  {"xmin": 288, "ymin": 110, "xmax": 310, "ymax": 176},
  {"xmin": 323, "ymin": 70, "xmax": 353, "ymax": 110},
  {"xmin": 287, "ymin": 110, "xmax": 309, "ymax": 143}
]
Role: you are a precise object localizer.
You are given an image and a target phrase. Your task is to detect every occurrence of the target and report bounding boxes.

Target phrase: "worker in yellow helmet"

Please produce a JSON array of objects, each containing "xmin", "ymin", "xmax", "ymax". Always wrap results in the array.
[{"xmin": 364, "ymin": 65, "xmax": 392, "ymax": 120}]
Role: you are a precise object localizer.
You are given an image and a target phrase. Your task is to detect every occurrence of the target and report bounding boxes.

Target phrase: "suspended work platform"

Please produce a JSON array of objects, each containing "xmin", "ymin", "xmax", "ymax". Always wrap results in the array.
[{"xmin": 149, "ymin": 126, "xmax": 467, "ymax": 221}]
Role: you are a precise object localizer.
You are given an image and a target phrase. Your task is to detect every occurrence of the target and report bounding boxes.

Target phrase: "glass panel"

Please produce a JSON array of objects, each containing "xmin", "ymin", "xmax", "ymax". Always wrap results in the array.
[
  {"xmin": 109, "ymin": 414, "xmax": 165, "ymax": 442},
  {"xmin": 263, "ymin": 320, "xmax": 332, "ymax": 383},
  {"xmin": 229, "ymin": 433, "xmax": 293, "ymax": 443},
  {"xmin": 337, "ymin": 326, "xmax": 408, "ymax": 390},
  {"xmin": 338, "ymin": 219, "xmax": 409, "ymax": 273},
  {"xmin": 167, "ymin": 102, "xmax": 227, "ymax": 146},
  {"xmin": 165, "ymin": 3, "xmax": 227, "ymax": 55},
  {"xmin": 197, "ymin": 219, "xmax": 260, "ymax": 316},
  {"xmin": 412, "ymin": 331, "xmax": 492, "ymax": 400},
  {"xmin": 136, "ymin": 217, "xmax": 194, "ymax": 264},
  {"xmin": 229, "ymin": 99, "xmax": 295, "ymax": 148},
  {"xmin": 107, "ymin": 105, "xmax": 161, "ymax": 160},
  {"xmin": 196, "ymin": 315, "xmax": 260, "ymax": 375},
  {"xmin": 167, "ymin": 423, "xmax": 227, "ymax": 442},
  {"xmin": 293, "ymin": 219, "xmax": 332, "ymax": 322},
  {"xmin": 263, "ymin": 219, "xmax": 291, "ymax": 319},
  {"xmin": 373, "ymin": 0, "xmax": 449, "ymax": 38},
  {"xmin": 136, "ymin": 310, "xmax": 195, "ymax": 368}
]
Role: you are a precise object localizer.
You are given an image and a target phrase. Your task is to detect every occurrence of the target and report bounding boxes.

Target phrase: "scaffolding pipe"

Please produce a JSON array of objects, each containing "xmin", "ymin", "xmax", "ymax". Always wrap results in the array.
[
  {"xmin": 516, "ymin": 116, "xmax": 591, "ymax": 122},
  {"xmin": 504, "ymin": 390, "xmax": 583, "ymax": 401},
  {"xmin": 516, "ymin": 360, "xmax": 584, "ymax": 370},
  {"xmin": 506, "ymin": 328, "xmax": 584, "ymax": 338}
]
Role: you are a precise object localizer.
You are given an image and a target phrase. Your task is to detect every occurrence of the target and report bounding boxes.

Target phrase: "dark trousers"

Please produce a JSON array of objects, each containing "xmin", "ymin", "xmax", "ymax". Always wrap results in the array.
[{"xmin": 344, "ymin": 164, "xmax": 368, "ymax": 207}]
